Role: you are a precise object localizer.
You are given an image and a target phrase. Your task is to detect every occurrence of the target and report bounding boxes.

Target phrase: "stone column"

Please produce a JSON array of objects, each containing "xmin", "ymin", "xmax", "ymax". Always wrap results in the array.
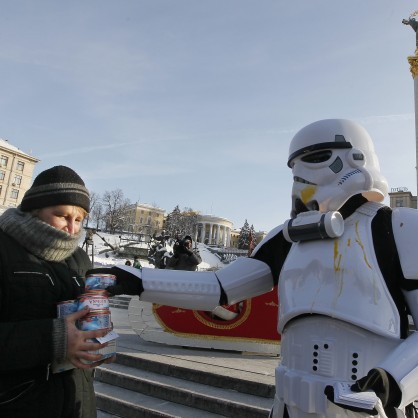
[
  {"xmin": 200, "ymin": 223, "xmax": 206, "ymax": 243},
  {"xmin": 208, "ymin": 223, "xmax": 213, "ymax": 245},
  {"xmin": 216, "ymin": 224, "xmax": 221, "ymax": 245}
]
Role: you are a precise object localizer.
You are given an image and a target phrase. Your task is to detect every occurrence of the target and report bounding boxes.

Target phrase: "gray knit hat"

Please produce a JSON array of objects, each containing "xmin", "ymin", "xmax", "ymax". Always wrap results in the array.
[{"xmin": 20, "ymin": 165, "xmax": 90, "ymax": 212}]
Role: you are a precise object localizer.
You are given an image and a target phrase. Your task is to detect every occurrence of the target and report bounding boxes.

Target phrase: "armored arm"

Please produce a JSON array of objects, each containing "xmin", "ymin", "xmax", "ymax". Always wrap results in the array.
[
  {"xmin": 110, "ymin": 257, "xmax": 274, "ymax": 311},
  {"xmin": 368, "ymin": 207, "xmax": 418, "ymax": 408}
]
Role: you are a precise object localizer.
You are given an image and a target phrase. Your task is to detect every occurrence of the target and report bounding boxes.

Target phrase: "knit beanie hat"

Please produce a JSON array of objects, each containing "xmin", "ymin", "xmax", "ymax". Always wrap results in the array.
[{"xmin": 20, "ymin": 165, "xmax": 90, "ymax": 212}]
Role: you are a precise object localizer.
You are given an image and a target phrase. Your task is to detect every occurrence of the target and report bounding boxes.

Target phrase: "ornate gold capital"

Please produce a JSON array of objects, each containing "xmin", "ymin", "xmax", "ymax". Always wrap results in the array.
[{"xmin": 408, "ymin": 55, "xmax": 418, "ymax": 78}]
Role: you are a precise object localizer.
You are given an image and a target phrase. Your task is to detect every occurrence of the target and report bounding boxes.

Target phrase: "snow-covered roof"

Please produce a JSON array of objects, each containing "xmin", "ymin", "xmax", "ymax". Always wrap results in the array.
[{"xmin": 0, "ymin": 137, "xmax": 36, "ymax": 159}]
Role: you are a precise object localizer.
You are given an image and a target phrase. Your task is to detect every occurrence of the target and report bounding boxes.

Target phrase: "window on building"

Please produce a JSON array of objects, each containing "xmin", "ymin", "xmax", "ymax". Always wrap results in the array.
[
  {"xmin": 395, "ymin": 199, "xmax": 404, "ymax": 207},
  {"xmin": 0, "ymin": 156, "xmax": 8, "ymax": 167},
  {"xmin": 0, "ymin": 185, "xmax": 2, "ymax": 196},
  {"xmin": 10, "ymin": 189, "xmax": 19, "ymax": 199},
  {"xmin": 16, "ymin": 161, "xmax": 24, "ymax": 171},
  {"xmin": 13, "ymin": 175, "xmax": 22, "ymax": 186},
  {"xmin": 0, "ymin": 170, "xmax": 5, "ymax": 181}
]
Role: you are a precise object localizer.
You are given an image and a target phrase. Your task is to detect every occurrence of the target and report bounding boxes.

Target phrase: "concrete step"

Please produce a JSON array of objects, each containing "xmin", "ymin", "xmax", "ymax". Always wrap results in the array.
[
  {"xmin": 95, "ymin": 381, "xmax": 224, "ymax": 418},
  {"xmin": 94, "ymin": 352, "xmax": 273, "ymax": 418}
]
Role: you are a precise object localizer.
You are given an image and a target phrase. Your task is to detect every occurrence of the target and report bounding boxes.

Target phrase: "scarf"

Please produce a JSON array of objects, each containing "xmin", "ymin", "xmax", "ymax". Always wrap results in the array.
[{"xmin": 0, "ymin": 207, "xmax": 81, "ymax": 262}]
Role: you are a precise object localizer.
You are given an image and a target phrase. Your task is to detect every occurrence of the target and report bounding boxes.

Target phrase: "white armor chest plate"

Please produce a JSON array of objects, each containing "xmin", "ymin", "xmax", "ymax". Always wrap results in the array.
[{"xmin": 278, "ymin": 203, "xmax": 400, "ymax": 338}]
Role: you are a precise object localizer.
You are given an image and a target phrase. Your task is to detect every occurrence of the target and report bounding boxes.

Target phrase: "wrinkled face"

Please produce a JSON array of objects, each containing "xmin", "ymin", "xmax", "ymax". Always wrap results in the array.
[
  {"xmin": 289, "ymin": 147, "xmax": 369, "ymax": 216},
  {"xmin": 34, "ymin": 205, "xmax": 86, "ymax": 235}
]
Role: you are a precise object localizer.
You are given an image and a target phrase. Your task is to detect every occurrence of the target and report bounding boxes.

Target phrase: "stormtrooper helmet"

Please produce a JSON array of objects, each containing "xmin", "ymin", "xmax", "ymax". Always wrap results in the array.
[{"xmin": 288, "ymin": 119, "xmax": 388, "ymax": 217}]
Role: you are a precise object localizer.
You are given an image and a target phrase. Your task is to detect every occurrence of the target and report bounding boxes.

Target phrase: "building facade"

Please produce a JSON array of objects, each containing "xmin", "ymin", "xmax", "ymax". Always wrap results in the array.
[
  {"xmin": 388, "ymin": 187, "xmax": 417, "ymax": 209},
  {"xmin": 0, "ymin": 138, "xmax": 39, "ymax": 214},
  {"xmin": 194, "ymin": 214, "xmax": 234, "ymax": 247},
  {"xmin": 124, "ymin": 202, "xmax": 165, "ymax": 236}
]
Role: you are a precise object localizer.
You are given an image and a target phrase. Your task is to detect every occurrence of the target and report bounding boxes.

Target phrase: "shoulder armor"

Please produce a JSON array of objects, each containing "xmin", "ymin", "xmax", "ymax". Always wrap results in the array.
[
  {"xmin": 252, "ymin": 224, "xmax": 284, "ymax": 256},
  {"xmin": 392, "ymin": 207, "xmax": 418, "ymax": 280}
]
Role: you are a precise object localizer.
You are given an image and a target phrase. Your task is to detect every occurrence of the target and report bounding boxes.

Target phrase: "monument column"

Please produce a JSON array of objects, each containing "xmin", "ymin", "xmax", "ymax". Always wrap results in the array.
[
  {"xmin": 408, "ymin": 55, "xmax": 418, "ymax": 195},
  {"xmin": 404, "ymin": 12, "xmax": 418, "ymax": 194}
]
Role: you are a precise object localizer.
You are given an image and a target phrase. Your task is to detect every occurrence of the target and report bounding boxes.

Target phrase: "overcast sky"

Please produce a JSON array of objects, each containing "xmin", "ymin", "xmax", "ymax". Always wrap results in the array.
[{"xmin": 0, "ymin": 1, "xmax": 417, "ymax": 231}]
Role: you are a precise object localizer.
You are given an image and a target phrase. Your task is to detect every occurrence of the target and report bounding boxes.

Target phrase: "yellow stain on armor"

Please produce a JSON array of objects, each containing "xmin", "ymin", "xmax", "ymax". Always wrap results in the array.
[
  {"xmin": 334, "ymin": 240, "xmax": 342, "ymax": 272},
  {"xmin": 354, "ymin": 221, "xmax": 372, "ymax": 269},
  {"xmin": 333, "ymin": 238, "xmax": 344, "ymax": 300},
  {"xmin": 300, "ymin": 185, "xmax": 316, "ymax": 204}
]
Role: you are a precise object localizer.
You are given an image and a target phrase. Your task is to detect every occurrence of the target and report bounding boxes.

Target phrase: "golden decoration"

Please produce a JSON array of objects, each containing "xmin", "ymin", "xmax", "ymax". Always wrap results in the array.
[
  {"xmin": 193, "ymin": 300, "xmax": 252, "ymax": 330},
  {"xmin": 408, "ymin": 56, "xmax": 418, "ymax": 78}
]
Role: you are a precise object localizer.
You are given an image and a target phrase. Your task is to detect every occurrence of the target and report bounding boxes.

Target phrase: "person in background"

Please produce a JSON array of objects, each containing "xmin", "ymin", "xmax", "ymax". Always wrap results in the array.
[
  {"xmin": 133, "ymin": 255, "xmax": 142, "ymax": 269},
  {"xmin": 125, "ymin": 259, "xmax": 132, "ymax": 266},
  {"xmin": 166, "ymin": 235, "xmax": 202, "ymax": 271},
  {"xmin": 0, "ymin": 165, "xmax": 111, "ymax": 418}
]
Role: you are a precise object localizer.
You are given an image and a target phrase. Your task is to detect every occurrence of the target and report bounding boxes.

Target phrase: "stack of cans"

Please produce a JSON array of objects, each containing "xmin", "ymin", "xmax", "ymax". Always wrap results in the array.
[{"xmin": 56, "ymin": 273, "xmax": 118, "ymax": 364}]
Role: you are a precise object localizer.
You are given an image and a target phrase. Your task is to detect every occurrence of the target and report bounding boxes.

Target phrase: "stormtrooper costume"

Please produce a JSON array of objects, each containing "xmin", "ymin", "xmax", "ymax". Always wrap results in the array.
[{"xmin": 94, "ymin": 119, "xmax": 418, "ymax": 417}]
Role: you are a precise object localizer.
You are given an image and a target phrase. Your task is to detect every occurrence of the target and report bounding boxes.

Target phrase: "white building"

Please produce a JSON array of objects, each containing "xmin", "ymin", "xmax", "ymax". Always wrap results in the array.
[{"xmin": 0, "ymin": 138, "xmax": 39, "ymax": 214}]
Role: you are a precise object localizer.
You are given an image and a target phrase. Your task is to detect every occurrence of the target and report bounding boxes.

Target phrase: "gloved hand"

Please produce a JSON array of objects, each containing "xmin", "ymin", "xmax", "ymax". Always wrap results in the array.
[
  {"xmin": 351, "ymin": 368, "xmax": 401, "ymax": 418},
  {"xmin": 86, "ymin": 267, "xmax": 144, "ymax": 296},
  {"xmin": 324, "ymin": 368, "xmax": 401, "ymax": 418}
]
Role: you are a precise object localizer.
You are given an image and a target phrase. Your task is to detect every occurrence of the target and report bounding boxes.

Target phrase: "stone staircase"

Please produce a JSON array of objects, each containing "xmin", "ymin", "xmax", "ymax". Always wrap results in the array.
[{"xmin": 94, "ymin": 351, "xmax": 275, "ymax": 417}]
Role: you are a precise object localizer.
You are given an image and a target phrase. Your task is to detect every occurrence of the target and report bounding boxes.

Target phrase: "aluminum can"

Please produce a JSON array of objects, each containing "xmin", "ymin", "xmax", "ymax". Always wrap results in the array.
[
  {"xmin": 57, "ymin": 300, "xmax": 77, "ymax": 317},
  {"xmin": 78, "ymin": 308, "xmax": 112, "ymax": 331},
  {"xmin": 77, "ymin": 290, "xmax": 109, "ymax": 310},
  {"xmin": 85, "ymin": 273, "xmax": 116, "ymax": 291}
]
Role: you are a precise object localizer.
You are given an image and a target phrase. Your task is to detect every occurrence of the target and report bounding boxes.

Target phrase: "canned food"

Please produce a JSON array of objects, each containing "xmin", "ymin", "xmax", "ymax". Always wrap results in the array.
[
  {"xmin": 77, "ymin": 291, "xmax": 109, "ymax": 310},
  {"xmin": 57, "ymin": 300, "xmax": 77, "ymax": 317},
  {"xmin": 78, "ymin": 309, "xmax": 112, "ymax": 331},
  {"xmin": 85, "ymin": 274, "xmax": 116, "ymax": 291}
]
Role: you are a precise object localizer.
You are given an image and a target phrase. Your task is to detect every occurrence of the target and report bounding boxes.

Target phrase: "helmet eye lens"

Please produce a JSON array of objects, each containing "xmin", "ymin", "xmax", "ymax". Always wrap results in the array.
[{"xmin": 301, "ymin": 150, "xmax": 332, "ymax": 164}]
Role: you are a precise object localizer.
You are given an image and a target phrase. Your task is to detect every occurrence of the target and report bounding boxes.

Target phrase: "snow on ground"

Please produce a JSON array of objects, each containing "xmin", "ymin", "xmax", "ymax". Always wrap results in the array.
[{"xmin": 82, "ymin": 230, "xmax": 225, "ymax": 271}]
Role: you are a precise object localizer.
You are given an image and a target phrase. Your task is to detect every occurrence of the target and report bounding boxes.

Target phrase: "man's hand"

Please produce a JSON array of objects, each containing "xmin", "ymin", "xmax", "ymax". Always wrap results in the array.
[
  {"xmin": 86, "ymin": 266, "xmax": 144, "ymax": 296},
  {"xmin": 65, "ymin": 308, "xmax": 111, "ymax": 368}
]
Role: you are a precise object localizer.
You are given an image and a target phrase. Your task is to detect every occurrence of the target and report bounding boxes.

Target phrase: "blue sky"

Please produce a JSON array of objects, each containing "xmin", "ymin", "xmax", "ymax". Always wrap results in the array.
[{"xmin": 0, "ymin": 1, "xmax": 417, "ymax": 231}]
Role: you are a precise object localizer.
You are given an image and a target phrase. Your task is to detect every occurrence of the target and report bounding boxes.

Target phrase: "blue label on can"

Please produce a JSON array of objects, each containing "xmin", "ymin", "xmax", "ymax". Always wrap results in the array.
[
  {"xmin": 78, "ymin": 310, "xmax": 111, "ymax": 331},
  {"xmin": 85, "ymin": 274, "xmax": 116, "ymax": 291}
]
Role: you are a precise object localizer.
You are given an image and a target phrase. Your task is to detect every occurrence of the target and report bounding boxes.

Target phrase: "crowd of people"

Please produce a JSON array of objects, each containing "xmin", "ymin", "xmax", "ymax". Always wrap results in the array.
[{"xmin": 146, "ymin": 235, "xmax": 202, "ymax": 271}]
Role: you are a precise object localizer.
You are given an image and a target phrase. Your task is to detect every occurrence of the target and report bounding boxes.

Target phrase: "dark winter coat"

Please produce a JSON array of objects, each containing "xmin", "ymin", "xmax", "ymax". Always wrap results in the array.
[
  {"xmin": 166, "ymin": 248, "xmax": 202, "ymax": 271},
  {"xmin": 0, "ymin": 230, "xmax": 95, "ymax": 418}
]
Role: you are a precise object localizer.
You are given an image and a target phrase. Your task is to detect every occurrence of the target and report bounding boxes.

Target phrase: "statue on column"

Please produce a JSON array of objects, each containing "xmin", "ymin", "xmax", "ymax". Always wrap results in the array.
[{"xmin": 402, "ymin": 11, "xmax": 418, "ymax": 55}]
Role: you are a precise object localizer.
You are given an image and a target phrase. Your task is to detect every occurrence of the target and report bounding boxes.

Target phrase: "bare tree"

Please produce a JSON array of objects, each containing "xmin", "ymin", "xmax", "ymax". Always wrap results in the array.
[
  {"xmin": 89, "ymin": 191, "xmax": 105, "ymax": 230},
  {"xmin": 102, "ymin": 189, "xmax": 131, "ymax": 234}
]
